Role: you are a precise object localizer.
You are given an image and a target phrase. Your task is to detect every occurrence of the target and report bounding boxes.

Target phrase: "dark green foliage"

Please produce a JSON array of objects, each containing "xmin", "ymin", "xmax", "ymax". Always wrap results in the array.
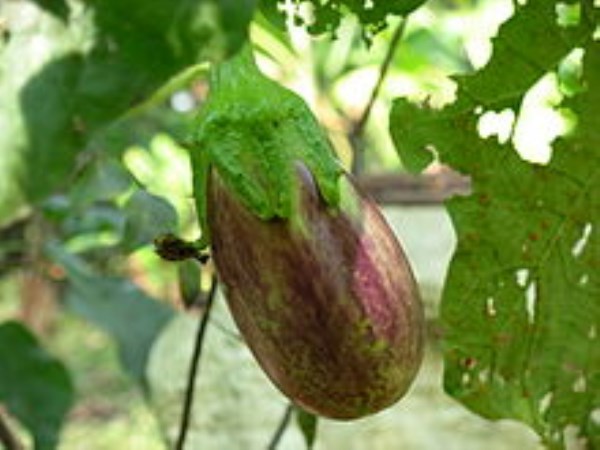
[{"xmin": 0, "ymin": 321, "xmax": 74, "ymax": 450}]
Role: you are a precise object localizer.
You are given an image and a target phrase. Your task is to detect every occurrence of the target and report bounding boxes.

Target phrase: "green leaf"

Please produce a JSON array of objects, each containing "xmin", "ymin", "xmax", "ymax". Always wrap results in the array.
[
  {"xmin": 0, "ymin": 321, "xmax": 74, "ymax": 450},
  {"xmin": 389, "ymin": 1, "xmax": 599, "ymax": 447},
  {"xmin": 390, "ymin": 1, "xmax": 592, "ymax": 173},
  {"xmin": 178, "ymin": 259, "xmax": 202, "ymax": 308},
  {"xmin": 280, "ymin": 0, "xmax": 426, "ymax": 38},
  {"xmin": 121, "ymin": 190, "xmax": 179, "ymax": 252},
  {"xmin": 69, "ymin": 158, "xmax": 133, "ymax": 207},
  {"xmin": 45, "ymin": 243, "xmax": 174, "ymax": 383},
  {"xmin": 0, "ymin": 0, "xmax": 255, "ymax": 222},
  {"xmin": 295, "ymin": 407, "xmax": 318, "ymax": 449}
]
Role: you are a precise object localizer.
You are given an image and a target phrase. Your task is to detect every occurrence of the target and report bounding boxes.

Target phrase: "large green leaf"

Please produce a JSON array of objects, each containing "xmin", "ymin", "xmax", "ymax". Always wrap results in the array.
[
  {"xmin": 389, "ymin": 1, "xmax": 599, "ymax": 447},
  {"xmin": 0, "ymin": 0, "xmax": 255, "ymax": 226},
  {"xmin": 0, "ymin": 321, "xmax": 74, "ymax": 450},
  {"xmin": 46, "ymin": 243, "xmax": 174, "ymax": 384}
]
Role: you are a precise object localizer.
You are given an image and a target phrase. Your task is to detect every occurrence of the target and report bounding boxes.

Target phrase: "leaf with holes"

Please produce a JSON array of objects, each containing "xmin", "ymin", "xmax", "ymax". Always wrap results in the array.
[
  {"xmin": 389, "ymin": 1, "xmax": 599, "ymax": 448},
  {"xmin": 266, "ymin": 0, "xmax": 426, "ymax": 39}
]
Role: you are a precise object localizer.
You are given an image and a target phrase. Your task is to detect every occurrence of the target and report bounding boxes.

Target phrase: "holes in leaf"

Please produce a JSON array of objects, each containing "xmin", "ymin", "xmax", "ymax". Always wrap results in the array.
[
  {"xmin": 589, "ymin": 325, "xmax": 597, "ymax": 340},
  {"xmin": 579, "ymin": 274, "xmax": 589, "ymax": 286},
  {"xmin": 591, "ymin": 408, "xmax": 600, "ymax": 426},
  {"xmin": 555, "ymin": 3, "xmax": 581, "ymax": 27},
  {"xmin": 513, "ymin": 73, "xmax": 572, "ymax": 164},
  {"xmin": 461, "ymin": 372, "xmax": 472, "ymax": 386},
  {"xmin": 461, "ymin": 1, "xmax": 514, "ymax": 70},
  {"xmin": 486, "ymin": 297, "xmax": 497, "ymax": 318},
  {"xmin": 572, "ymin": 374, "xmax": 586, "ymax": 393},
  {"xmin": 571, "ymin": 223, "xmax": 592, "ymax": 258},
  {"xmin": 477, "ymin": 108, "xmax": 515, "ymax": 144},
  {"xmin": 477, "ymin": 368, "xmax": 490, "ymax": 384},
  {"xmin": 515, "ymin": 268, "xmax": 529, "ymax": 287},
  {"xmin": 539, "ymin": 392, "xmax": 553, "ymax": 415},
  {"xmin": 525, "ymin": 282, "xmax": 536, "ymax": 323}
]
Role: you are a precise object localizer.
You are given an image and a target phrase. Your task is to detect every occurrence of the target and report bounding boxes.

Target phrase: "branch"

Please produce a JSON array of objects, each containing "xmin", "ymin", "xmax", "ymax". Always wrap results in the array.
[
  {"xmin": 358, "ymin": 170, "xmax": 471, "ymax": 205},
  {"xmin": 0, "ymin": 408, "xmax": 23, "ymax": 450},
  {"xmin": 266, "ymin": 403, "xmax": 294, "ymax": 450},
  {"xmin": 351, "ymin": 19, "xmax": 408, "ymax": 174},
  {"xmin": 175, "ymin": 275, "xmax": 218, "ymax": 450}
]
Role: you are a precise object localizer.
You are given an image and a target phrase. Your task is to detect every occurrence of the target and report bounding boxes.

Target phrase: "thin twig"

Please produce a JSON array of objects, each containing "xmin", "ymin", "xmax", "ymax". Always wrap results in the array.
[
  {"xmin": 175, "ymin": 276, "xmax": 218, "ymax": 450},
  {"xmin": 0, "ymin": 408, "xmax": 23, "ymax": 450},
  {"xmin": 351, "ymin": 18, "xmax": 408, "ymax": 174},
  {"xmin": 266, "ymin": 403, "xmax": 294, "ymax": 450}
]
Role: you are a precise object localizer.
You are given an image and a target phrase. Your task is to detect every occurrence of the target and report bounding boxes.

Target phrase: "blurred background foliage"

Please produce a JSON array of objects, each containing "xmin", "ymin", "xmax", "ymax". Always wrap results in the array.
[{"xmin": 0, "ymin": 0, "xmax": 596, "ymax": 449}]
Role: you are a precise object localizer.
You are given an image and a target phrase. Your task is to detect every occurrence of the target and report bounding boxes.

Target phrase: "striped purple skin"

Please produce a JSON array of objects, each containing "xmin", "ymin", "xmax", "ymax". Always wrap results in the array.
[{"xmin": 207, "ymin": 165, "xmax": 424, "ymax": 419}]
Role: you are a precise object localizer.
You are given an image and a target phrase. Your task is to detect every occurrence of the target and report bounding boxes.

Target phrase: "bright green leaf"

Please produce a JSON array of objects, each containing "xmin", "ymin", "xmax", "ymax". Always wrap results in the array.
[
  {"xmin": 0, "ymin": 321, "xmax": 74, "ymax": 450},
  {"xmin": 389, "ymin": 1, "xmax": 599, "ymax": 447}
]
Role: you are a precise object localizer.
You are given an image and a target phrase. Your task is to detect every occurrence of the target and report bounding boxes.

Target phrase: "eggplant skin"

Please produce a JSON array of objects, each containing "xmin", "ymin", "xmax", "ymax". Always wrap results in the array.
[{"xmin": 207, "ymin": 164, "xmax": 424, "ymax": 420}]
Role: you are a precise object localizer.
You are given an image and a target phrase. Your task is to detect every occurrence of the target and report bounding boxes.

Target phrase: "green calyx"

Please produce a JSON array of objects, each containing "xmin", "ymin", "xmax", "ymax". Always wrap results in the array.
[{"xmin": 189, "ymin": 43, "xmax": 343, "ymax": 247}]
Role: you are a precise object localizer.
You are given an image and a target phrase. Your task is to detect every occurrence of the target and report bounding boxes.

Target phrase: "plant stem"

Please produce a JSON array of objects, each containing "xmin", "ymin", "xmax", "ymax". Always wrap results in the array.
[
  {"xmin": 175, "ymin": 275, "xmax": 218, "ymax": 450},
  {"xmin": 266, "ymin": 403, "xmax": 294, "ymax": 450},
  {"xmin": 0, "ymin": 409, "xmax": 22, "ymax": 450},
  {"xmin": 351, "ymin": 18, "xmax": 408, "ymax": 175}
]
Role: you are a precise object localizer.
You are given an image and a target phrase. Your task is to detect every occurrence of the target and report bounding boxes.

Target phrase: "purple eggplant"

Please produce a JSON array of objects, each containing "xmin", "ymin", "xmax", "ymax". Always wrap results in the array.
[{"xmin": 207, "ymin": 163, "xmax": 424, "ymax": 419}]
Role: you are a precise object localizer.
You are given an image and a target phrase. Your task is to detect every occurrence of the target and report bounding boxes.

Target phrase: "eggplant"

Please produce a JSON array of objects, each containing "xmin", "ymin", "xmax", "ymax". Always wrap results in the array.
[{"xmin": 207, "ymin": 163, "xmax": 424, "ymax": 419}]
